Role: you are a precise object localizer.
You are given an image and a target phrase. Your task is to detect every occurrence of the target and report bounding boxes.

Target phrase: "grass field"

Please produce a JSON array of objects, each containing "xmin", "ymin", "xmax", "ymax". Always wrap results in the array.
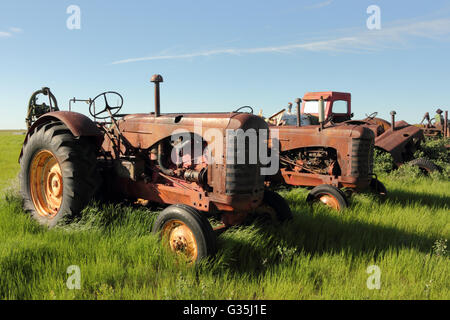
[{"xmin": 0, "ymin": 131, "xmax": 448, "ymax": 300}]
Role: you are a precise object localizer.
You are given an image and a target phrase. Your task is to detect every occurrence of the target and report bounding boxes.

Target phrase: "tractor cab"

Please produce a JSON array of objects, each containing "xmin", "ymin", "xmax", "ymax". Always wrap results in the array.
[{"xmin": 301, "ymin": 91, "xmax": 352, "ymax": 124}]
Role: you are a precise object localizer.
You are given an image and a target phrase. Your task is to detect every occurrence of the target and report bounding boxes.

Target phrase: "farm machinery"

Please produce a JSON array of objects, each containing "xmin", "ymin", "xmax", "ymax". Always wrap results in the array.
[
  {"xmin": 19, "ymin": 75, "xmax": 292, "ymax": 262},
  {"xmin": 264, "ymin": 96, "xmax": 380, "ymax": 211},
  {"xmin": 416, "ymin": 110, "xmax": 449, "ymax": 139},
  {"xmin": 266, "ymin": 92, "xmax": 440, "ymax": 192},
  {"xmin": 297, "ymin": 92, "xmax": 440, "ymax": 173}
]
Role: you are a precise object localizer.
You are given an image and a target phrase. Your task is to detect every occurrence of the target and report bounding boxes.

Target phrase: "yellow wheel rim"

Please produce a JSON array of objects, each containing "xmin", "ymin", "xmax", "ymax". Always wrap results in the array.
[
  {"xmin": 161, "ymin": 219, "xmax": 198, "ymax": 262},
  {"xmin": 318, "ymin": 194, "xmax": 341, "ymax": 210},
  {"xmin": 29, "ymin": 150, "xmax": 63, "ymax": 218}
]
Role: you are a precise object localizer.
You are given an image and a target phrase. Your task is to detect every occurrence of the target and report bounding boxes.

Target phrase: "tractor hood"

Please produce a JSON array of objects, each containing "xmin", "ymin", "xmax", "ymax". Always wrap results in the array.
[
  {"xmin": 269, "ymin": 122, "xmax": 374, "ymax": 152},
  {"xmin": 118, "ymin": 112, "xmax": 269, "ymax": 150}
]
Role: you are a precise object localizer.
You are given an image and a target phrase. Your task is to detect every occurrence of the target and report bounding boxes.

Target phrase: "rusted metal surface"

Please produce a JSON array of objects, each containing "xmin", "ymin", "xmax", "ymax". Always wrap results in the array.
[
  {"xmin": 161, "ymin": 219, "xmax": 198, "ymax": 262},
  {"xmin": 19, "ymin": 111, "xmax": 104, "ymax": 161},
  {"xmin": 265, "ymin": 90, "xmax": 427, "ymax": 194},
  {"xmin": 151, "ymin": 74, "xmax": 163, "ymax": 117},
  {"xmin": 416, "ymin": 109, "xmax": 450, "ymax": 138},
  {"xmin": 295, "ymin": 98, "xmax": 301, "ymax": 127},
  {"xmin": 268, "ymin": 122, "xmax": 374, "ymax": 191},
  {"xmin": 445, "ymin": 111, "xmax": 448, "ymax": 138},
  {"xmin": 302, "ymin": 91, "xmax": 352, "ymax": 122},
  {"xmin": 21, "ymin": 78, "xmax": 276, "ymax": 233},
  {"xmin": 390, "ymin": 111, "xmax": 396, "ymax": 131},
  {"xmin": 299, "ymin": 91, "xmax": 426, "ymax": 166},
  {"xmin": 102, "ymin": 111, "xmax": 267, "ymax": 214},
  {"xmin": 373, "ymin": 120, "xmax": 424, "ymax": 165}
]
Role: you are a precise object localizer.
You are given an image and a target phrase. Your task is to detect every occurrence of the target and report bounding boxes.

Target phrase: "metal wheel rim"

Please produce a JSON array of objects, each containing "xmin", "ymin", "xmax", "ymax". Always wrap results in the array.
[
  {"xmin": 161, "ymin": 219, "xmax": 198, "ymax": 261},
  {"xmin": 318, "ymin": 194, "xmax": 341, "ymax": 210},
  {"xmin": 29, "ymin": 150, "xmax": 63, "ymax": 218}
]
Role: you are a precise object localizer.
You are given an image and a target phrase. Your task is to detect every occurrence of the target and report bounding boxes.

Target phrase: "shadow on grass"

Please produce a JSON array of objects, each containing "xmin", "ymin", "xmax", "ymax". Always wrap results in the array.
[
  {"xmin": 386, "ymin": 189, "xmax": 450, "ymax": 210},
  {"xmin": 214, "ymin": 209, "xmax": 438, "ymax": 275},
  {"xmin": 2, "ymin": 195, "xmax": 439, "ymax": 277}
]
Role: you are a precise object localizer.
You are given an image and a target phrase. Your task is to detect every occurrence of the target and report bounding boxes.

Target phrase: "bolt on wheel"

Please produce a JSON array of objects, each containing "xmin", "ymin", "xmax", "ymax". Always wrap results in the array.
[
  {"xmin": 152, "ymin": 204, "xmax": 217, "ymax": 263},
  {"xmin": 29, "ymin": 150, "xmax": 63, "ymax": 218},
  {"xmin": 161, "ymin": 219, "xmax": 198, "ymax": 261},
  {"xmin": 306, "ymin": 184, "xmax": 348, "ymax": 211}
]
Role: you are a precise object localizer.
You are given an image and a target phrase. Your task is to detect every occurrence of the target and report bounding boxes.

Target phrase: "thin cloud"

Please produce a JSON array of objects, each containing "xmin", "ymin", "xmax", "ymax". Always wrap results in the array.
[
  {"xmin": 0, "ymin": 27, "xmax": 23, "ymax": 38},
  {"xmin": 0, "ymin": 31, "xmax": 12, "ymax": 38},
  {"xmin": 306, "ymin": 0, "xmax": 334, "ymax": 9},
  {"xmin": 111, "ymin": 17, "xmax": 450, "ymax": 64},
  {"xmin": 10, "ymin": 27, "xmax": 22, "ymax": 33}
]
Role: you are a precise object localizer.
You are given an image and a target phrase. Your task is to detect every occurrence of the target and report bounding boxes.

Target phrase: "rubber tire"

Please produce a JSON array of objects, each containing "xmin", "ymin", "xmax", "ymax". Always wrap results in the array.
[
  {"xmin": 19, "ymin": 121, "xmax": 100, "ymax": 228},
  {"xmin": 306, "ymin": 184, "xmax": 348, "ymax": 211},
  {"xmin": 152, "ymin": 204, "xmax": 217, "ymax": 262},
  {"xmin": 408, "ymin": 158, "xmax": 441, "ymax": 174},
  {"xmin": 369, "ymin": 178, "xmax": 387, "ymax": 197},
  {"xmin": 261, "ymin": 190, "xmax": 293, "ymax": 222}
]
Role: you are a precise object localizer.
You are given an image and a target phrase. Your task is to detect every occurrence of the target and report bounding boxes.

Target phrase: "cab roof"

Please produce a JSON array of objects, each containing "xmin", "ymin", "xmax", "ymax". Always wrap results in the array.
[{"xmin": 303, "ymin": 92, "xmax": 351, "ymax": 101}]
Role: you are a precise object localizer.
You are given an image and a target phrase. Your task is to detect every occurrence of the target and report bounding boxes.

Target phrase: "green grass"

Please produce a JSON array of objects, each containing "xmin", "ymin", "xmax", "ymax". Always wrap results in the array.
[{"xmin": 0, "ymin": 132, "xmax": 448, "ymax": 300}]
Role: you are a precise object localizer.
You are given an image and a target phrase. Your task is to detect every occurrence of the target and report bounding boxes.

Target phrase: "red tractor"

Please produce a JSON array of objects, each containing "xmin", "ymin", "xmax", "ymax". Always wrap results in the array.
[
  {"xmin": 262, "ymin": 91, "xmax": 440, "ymax": 211},
  {"xmin": 298, "ymin": 92, "xmax": 439, "ymax": 173},
  {"xmin": 19, "ymin": 75, "xmax": 292, "ymax": 262},
  {"xmin": 265, "ymin": 96, "xmax": 380, "ymax": 211}
]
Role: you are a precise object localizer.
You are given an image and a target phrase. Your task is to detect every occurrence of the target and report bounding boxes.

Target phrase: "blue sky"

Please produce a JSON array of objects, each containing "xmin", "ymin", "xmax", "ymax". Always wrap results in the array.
[{"xmin": 1, "ymin": 0, "xmax": 450, "ymax": 129}]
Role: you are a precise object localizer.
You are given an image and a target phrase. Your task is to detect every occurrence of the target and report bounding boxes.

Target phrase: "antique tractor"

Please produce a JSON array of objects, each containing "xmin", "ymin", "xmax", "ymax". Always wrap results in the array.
[
  {"xmin": 19, "ymin": 75, "xmax": 292, "ymax": 262},
  {"xmin": 416, "ymin": 110, "xmax": 449, "ymax": 139},
  {"xmin": 265, "ymin": 96, "xmax": 379, "ymax": 211},
  {"xmin": 296, "ymin": 91, "xmax": 440, "ymax": 173}
]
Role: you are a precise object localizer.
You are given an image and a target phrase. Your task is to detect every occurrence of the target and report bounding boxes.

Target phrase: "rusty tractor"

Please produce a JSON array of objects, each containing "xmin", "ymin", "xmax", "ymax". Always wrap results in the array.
[
  {"xmin": 19, "ymin": 75, "xmax": 293, "ymax": 263},
  {"xmin": 416, "ymin": 110, "xmax": 449, "ymax": 139},
  {"xmin": 264, "ymin": 96, "xmax": 380, "ymax": 211},
  {"xmin": 289, "ymin": 91, "xmax": 440, "ymax": 174}
]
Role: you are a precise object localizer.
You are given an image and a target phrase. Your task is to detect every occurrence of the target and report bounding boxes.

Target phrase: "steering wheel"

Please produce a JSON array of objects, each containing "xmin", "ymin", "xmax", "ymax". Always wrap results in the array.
[
  {"xmin": 89, "ymin": 91, "xmax": 123, "ymax": 119},
  {"xmin": 365, "ymin": 112, "xmax": 378, "ymax": 120},
  {"xmin": 233, "ymin": 106, "xmax": 254, "ymax": 114}
]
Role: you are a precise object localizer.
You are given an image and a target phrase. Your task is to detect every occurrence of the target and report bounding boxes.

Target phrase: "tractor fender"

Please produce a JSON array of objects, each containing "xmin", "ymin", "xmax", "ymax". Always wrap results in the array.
[
  {"xmin": 374, "ymin": 123, "xmax": 424, "ymax": 165},
  {"xmin": 19, "ymin": 111, "xmax": 103, "ymax": 162}
]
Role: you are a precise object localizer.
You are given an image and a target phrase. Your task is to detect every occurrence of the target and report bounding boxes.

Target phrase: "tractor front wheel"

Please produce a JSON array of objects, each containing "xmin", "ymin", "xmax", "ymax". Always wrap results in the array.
[
  {"xmin": 152, "ymin": 204, "xmax": 217, "ymax": 263},
  {"xmin": 306, "ymin": 184, "xmax": 348, "ymax": 211}
]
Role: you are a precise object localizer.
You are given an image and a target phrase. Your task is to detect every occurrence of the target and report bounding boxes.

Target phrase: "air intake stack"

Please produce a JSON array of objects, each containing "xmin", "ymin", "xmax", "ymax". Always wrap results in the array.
[{"xmin": 151, "ymin": 74, "xmax": 163, "ymax": 117}]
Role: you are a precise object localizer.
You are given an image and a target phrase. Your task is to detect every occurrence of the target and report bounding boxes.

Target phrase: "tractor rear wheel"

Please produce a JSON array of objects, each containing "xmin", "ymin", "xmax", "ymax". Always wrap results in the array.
[
  {"xmin": 152, "ymin": 204, "xmax": 217, "ymax": 263},
  {"xmin": 19, "ymin": 121, "xmax": 100, "ymax": 227},
  {"xmin": 408, "ymin": 158, "xmax": 441, "ymax": 174},
  {"xmin": 306, "ymin": 184, "xmax": 348, "ymax": 211}
]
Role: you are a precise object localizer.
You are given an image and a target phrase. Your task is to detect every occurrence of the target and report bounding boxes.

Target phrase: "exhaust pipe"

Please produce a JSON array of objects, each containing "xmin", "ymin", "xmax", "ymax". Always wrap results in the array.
[
  {"xmin": 319, "ymin": 96, "xmax": 325, "ymax": 129},
  {"xmin": 390, "ymin": 110, "xmax": 396, "ymax": 131},
  {"xmin": 295, "ymin": 98, "xmax": 302, "ymax": 127},
  {"xmin": 151, "ymin": 74, "xmax": 163, "ymax": 117},
  {"xmin": 445, "ymin": 111, "xmax": 448, "ymax": 138}
]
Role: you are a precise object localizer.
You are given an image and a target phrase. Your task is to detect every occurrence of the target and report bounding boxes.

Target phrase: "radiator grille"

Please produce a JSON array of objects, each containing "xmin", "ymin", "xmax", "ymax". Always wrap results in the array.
[
  {"xmin": 351, "ymin": 138, "xmax": 374, "ymax": 177},
  {"xmin": 225, "ymin": 134, "xmax": 265, "ymax": 195}
]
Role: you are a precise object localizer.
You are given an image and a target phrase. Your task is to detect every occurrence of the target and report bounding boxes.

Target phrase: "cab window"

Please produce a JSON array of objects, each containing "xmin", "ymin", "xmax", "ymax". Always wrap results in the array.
[{"xmin": 332, "ymin": 100, "xmax": 348, "ymax": 114}]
